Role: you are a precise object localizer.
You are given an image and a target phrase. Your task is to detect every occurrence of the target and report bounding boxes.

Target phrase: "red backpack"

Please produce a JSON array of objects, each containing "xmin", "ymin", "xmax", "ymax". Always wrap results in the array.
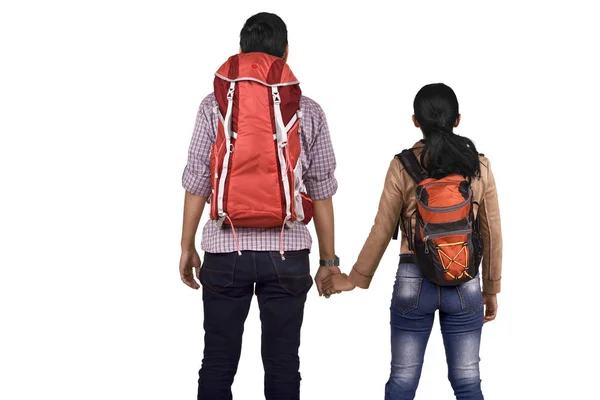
[
  {"xmin": 209, "ymin": 53, "xmax": 313, "ymax": 256},
  {"xmin": 393, "ymin": 149, "xmax": 483, "ymax": 286}
]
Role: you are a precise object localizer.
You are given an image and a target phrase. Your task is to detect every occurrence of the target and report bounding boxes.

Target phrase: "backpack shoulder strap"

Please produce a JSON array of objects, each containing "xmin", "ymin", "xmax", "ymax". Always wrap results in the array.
[
  {"xmin": 396, "ymin": 149, "xmax": 428, "ymax": 184},
  {"xmin": 392, "ymin": 149, "xmax": 426, "ymax": 241},
  {"xmin": 392, "ymin": 219, "xmax": 402, "ymax": 241}
]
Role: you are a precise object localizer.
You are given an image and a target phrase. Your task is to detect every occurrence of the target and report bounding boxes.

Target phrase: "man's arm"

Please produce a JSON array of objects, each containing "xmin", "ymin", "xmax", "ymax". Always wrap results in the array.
[
  {"xmin": 346, "ymin": 158, "xmax": 404, "ymax": 289},
  {"xmin": 312, "ymin": 197, "xmax": 340, "ymax": 297},
  {"xmin": 179, "ymin": 192, "xmax": 206, "ymax": 289},
  {"xmin": 181, "ymin": 192, "xmax": 207, "ymax": 252},
  {"xmin": 301, "ymin": 98, "xmax": 339, "ymax": 297},
  {"xmin": 179, "ymin": 95, "xmax": 215, "ymax": 289},
  {"xmin": 313, "ymin": 198, "xmax": 335, "ymax": 260}
]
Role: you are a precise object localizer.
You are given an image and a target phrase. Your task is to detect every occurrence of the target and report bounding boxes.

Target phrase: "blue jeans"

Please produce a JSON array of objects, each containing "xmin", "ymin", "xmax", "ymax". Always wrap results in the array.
[
  {"xmin": 198, "ymin": 250, "xmax": 313, "ymax": 400},
  {"xmin": 385, "ymin": 257, "xmax": 484, "ymax": 400}
]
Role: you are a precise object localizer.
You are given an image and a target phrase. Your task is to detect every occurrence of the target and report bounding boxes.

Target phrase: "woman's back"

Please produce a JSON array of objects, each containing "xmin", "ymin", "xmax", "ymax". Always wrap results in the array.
[{"xmin": 349, "ymin": 140, "xmax": 502, "ymax": 294}]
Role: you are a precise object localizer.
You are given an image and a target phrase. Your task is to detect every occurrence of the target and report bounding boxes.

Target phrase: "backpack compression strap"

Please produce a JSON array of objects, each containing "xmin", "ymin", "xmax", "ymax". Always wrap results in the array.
[
  {"xmin": 216, "ymin": 81, "xmax": 236, "ymax": 228},
  {"xmin": 391, "ymin": 149, "xmax": 428, "ymax": 241},
  {"xmin": 272, "ymin": 86, "xmax": 293, "ymax": 226}
]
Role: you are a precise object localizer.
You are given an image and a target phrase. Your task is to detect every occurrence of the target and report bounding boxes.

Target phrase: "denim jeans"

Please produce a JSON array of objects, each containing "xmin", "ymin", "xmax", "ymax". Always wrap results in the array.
[
  {"xmin": 197, "ymin": 250, "xmax": 312, "ymax": 400},
  {"xmin": 385, "ymin": 257, "xmax": 484, "ymax": 400}
]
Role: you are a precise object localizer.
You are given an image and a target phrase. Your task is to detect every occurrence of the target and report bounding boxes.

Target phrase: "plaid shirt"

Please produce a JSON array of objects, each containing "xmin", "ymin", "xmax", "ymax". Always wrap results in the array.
[{"xmin": 182, "ymin": 93, "xmax": 338, "ymax": 253}]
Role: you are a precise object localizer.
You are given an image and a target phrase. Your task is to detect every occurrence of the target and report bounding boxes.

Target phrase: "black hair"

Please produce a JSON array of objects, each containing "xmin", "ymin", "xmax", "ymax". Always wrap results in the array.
[
  {"xmin": 414, "ymin": 83, "xmax": 481, "ymax": 179},
  {"xmin": 240, "ymin": 12, "xmax": 288, "ymax": 58}
]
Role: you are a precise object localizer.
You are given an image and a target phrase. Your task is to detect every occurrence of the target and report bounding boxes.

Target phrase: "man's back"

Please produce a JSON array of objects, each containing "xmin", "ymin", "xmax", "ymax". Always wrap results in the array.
[{"xmin": 182, "ymin": 93, "xmax": 337, "ymax": 253}]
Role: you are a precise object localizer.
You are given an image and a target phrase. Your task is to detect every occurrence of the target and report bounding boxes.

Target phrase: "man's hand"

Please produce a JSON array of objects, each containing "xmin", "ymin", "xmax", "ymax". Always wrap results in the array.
[
  {"xmin": 322, "ymin": 273, "xmax": 356, "ymax": 296},
  {"xmin": 314, "ymin": 266, "xmax": 341, "ymax": 298},
  {"xmin": 483, "ymin": 292, "xmax": 498, "ymax": 323},
  {"xmin": 180, "ymin": 192, "xmax": 206, "ymax": 289},
  {"xmin": 180, "ymin": 249, "xmax": 201, "ymax": 289}
]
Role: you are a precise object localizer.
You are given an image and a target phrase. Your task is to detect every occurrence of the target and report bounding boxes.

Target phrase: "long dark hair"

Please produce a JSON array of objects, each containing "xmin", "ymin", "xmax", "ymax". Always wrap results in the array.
[{"xmin": 414, "ymin": 83, "xmax": 480, "ymax": 179}]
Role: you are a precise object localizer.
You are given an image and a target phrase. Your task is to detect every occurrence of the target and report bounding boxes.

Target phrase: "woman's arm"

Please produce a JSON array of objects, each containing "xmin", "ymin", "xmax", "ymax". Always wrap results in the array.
[
  {"xmin": 478, "ymin": 159, "xmax": 503, "ymax": 294},
  {"xmin": 348, "ymin": 158, "xmax": 404, "ymax": 289}
]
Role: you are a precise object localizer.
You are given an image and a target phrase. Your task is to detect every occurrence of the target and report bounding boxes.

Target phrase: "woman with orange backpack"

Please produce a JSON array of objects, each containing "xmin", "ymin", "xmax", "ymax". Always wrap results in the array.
[{"xmin": 323, "ymin": 83, "xmax": 502, "ymax": 400}]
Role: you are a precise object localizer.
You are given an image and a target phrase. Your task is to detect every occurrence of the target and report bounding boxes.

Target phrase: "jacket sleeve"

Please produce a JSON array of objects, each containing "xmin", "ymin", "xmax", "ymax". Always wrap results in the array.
[
  {"xmin": 348, "ymin": 158, "xmax": 404, "ymax": 289},
  {"xmin": 478, "ymin": 159, "xmax": 503, "ymax": 294}
]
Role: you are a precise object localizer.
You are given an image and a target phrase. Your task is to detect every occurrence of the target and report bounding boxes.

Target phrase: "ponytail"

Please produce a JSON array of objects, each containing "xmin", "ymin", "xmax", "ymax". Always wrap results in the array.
[
  {"xmin": 414, "ymin": 84, "xmax": 480, "ymax": 180},
  {"xmin": 420, "ymin": 125, "xmax": 481, "ymax": 179}
]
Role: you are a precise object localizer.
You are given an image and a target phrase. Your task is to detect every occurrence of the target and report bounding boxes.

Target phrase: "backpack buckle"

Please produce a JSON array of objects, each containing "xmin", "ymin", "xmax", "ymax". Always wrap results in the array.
[
  {"xmin": 227, "ymin": 82, "xmax": 235, "ymax": 101},
  {"xmin": 272, "ymin": 88, "xmax": 281, "ymax": 105}
]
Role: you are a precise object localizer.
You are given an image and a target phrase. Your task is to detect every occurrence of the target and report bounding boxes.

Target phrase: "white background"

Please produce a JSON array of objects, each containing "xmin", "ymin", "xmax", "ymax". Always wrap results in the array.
[{"xmin": 1, "ymin": 0, "xmax": 599, "ymax": 399}]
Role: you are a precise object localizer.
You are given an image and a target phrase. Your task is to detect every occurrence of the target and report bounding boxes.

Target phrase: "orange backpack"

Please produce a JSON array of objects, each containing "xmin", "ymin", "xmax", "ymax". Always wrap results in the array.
[
  {"xmin": 394, "ymin": 149, "xmax": 483, "ymax": 286},
  {"xmin": 209, "ymin": 53, "xmax": 313, "ymax": 256}
]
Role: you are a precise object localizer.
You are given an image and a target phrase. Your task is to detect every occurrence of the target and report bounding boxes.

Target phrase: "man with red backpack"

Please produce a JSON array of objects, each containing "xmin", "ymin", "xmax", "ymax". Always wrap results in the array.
[{"xmin": 179, "ymin": 12, "xmax": 340, "ymax": 400}]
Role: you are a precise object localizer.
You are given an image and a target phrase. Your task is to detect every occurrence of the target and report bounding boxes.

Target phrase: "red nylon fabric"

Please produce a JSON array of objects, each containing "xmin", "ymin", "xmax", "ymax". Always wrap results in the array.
[{"xmin": 210, "ymin": 53, "xmax": 303, "ymax": 228}]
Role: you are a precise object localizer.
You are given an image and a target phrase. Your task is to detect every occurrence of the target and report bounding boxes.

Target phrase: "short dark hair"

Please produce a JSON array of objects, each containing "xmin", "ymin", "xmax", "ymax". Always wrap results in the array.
[{"xmin": 240, "ymin": 12, "xmax": 288, "ymax": 57}]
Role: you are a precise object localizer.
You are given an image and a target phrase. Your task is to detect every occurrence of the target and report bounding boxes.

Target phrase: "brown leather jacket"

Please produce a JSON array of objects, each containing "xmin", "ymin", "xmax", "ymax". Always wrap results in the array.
[{"xmin": 348, "ymin": 141, "xmax": 503, "ymax": 294}]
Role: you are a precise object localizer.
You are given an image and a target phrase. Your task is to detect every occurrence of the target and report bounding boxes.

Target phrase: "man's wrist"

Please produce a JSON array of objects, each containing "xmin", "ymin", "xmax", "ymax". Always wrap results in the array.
[
  {"xmin": 319, "ymin": 250, "xmax": 336, "ymax": 260},
  {"xmin": 181, "ymin": 242, "xmax": 196, "ymax": 252},
  {"xmin": 319, "ymin": 255, "xmax": 340, "ymax": 267}
]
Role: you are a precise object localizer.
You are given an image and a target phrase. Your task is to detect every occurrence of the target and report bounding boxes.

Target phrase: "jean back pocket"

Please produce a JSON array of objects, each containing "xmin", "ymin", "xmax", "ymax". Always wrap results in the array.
[
  {"xmin": 200, "ymin": 252, "xmax": 237, "ymax": 291},
  {"xmin": 269, "ymin": 250, "xmax": 313, "ymax": 296},
  {"xmin": 393, "ymin": 276, "xmax": 423, "ymax": 314},
  {"xmin": 456, "ymin": 276, "xmax": 483, "ymax": 314}
]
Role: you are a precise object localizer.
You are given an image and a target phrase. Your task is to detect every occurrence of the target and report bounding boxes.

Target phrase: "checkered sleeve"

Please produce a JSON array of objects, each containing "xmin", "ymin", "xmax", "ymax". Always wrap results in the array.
[
  {"xmin": 182, "ymin": 94, "xmax": 216, "ymax": 197},
  {"xmin": 303, "ymin": 99, "xmax": 338, "ymax": 200}
]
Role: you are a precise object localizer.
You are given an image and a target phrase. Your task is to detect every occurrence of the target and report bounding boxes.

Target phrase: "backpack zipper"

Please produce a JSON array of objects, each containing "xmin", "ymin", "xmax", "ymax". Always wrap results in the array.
[
  {"xmin": 417, "ymin": 195, "xmax": 471, "ymax": 213},
  {"xmin": 423, "ymin": 229, "xmax": 472, "ymax": 254}
]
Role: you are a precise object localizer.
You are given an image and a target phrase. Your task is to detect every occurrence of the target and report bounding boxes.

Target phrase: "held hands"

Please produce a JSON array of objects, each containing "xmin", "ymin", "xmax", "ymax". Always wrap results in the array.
[
  {"xmin": 314, "ymin": 266, "xmax": 342, "ymax": 298},
  {"xmin": 313, "ymin": 258, "xmax": 357, "ymax": 298},
  {"xmin": 322, "ymin": 273, "xmax": 356, "ymax": 297}
]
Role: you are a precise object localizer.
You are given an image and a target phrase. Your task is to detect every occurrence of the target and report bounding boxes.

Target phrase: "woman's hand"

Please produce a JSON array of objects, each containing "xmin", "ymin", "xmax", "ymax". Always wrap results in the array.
[
  {"xmin": 483, "ymin": 292, "xmax": 498, "ymax": 323},
  {"xmin": 322, "ymin": 273, "xmax": 356, "ymax": 297}
]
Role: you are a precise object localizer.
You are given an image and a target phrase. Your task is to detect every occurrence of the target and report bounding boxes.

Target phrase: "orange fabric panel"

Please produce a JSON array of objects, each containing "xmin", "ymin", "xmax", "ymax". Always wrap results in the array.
[
  {"xmin": 420, "ymin": 177, "xmax": 468, "ymax": 208},
  {"xmin": 419, "ymin": 174, "xmax": 464, "ymax": 186},
  {"xmin": 417, "ymin": 203, "xmax": 471, "ymax": 223},
  {"xmin": 417, "ymin": 176, "xmax": 471, "ymax": 223}
]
